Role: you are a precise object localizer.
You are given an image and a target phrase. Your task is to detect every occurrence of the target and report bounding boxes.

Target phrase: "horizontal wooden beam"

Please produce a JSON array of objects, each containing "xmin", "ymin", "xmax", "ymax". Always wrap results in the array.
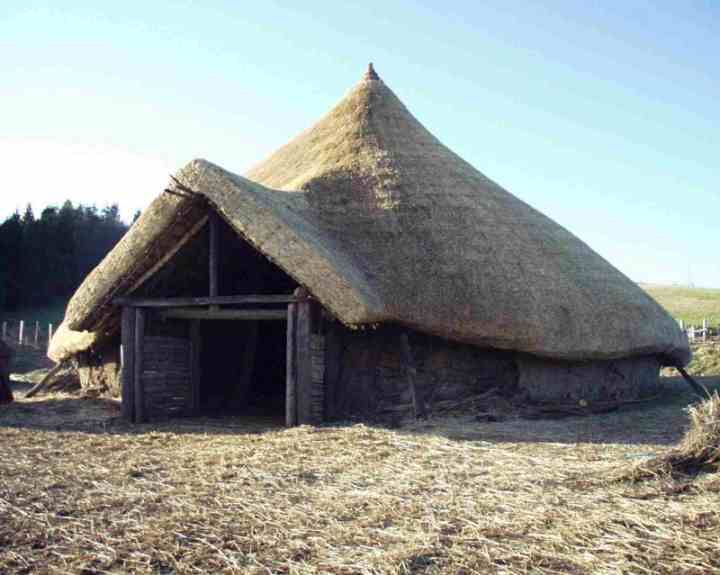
[
  {"xmin": 114, "ymin": 294, "xmax": 297, "ymax": 308},
  {"xmin": 158, "ymin": 308, "xmax": 288, "ymax": 321}
]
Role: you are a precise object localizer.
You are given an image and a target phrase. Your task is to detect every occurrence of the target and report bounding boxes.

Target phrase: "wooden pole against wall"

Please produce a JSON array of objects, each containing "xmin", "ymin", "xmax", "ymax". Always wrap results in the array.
[
  {"xmin": 286, "ymin": 302, "xmax": 297, "ymax": 427},
  {"xmin": 133, "ymin": 308, "xmax": 146, "ymax": 423},
  {"xmin": 400, "ymin": 332, "xmax": 425, "ymax": 419}
]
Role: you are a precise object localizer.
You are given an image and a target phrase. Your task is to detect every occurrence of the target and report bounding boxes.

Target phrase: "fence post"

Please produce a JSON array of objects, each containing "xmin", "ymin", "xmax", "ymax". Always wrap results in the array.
[
  {"xmin": 18, "ymin": 320, "xmax": 24, "ymax": 345},
  {"xmin": 678, "ymin": 319, "xmax": 684, "ymax": 331},
  {"xmin": 34, "ymin": 321, "xmax": 40, "ymax": 347},
  {"xmin": 1, "ymin": 321, "xmax": 6, "ymax": 340},
  {"xmin": 48, "ymin": 323, "xmax": 54, "ymax": 350},
  {"xmin": 688, "ymin": 326, "xmax": 695, "ymax": 342},
  {"xmin": 702, "ymin": 318, "xmax": 708, "ymax": 342}
]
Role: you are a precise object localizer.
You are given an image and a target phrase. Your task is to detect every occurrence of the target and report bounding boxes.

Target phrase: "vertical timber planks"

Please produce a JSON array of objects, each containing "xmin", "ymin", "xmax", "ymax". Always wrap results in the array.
[
  {"xmin": 189, "ymin": 320, "xmax": 201, "ymax": 414},
  {"xmin": 286, "ymin": 303, "xmax": 297, "ymax": 427},
  {"xmin": 133, "ymin": 308, "xmax": 146, "ymax": 423},
  {"xmin": 120, "ymin": 307, "xmax": 136, "ymax": 421}
]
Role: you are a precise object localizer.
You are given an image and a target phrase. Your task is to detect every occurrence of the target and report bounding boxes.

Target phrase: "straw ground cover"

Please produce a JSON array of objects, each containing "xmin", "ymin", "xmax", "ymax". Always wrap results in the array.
[{"xmin": 1, "ymin": 379, "xmax": 719, "ymax": 574}]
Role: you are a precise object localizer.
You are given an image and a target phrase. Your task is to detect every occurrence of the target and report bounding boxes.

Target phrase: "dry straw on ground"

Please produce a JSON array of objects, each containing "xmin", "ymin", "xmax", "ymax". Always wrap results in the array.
[
  {"xmin": 1, "ymin": 378, "xmax": 719, "ymax": 574},
  {"xmin": 625, "ymin": 392, "xmax": 720, "ymax": 480}
]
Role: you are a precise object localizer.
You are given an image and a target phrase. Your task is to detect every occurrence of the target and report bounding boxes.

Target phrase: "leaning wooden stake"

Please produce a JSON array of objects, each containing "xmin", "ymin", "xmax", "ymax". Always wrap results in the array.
[
  {"xmin": 676, "ymin": 366, "xmax": 711, "ymax": 399},
  {"xmin": 25, "ymin": 361, "xmax": 66, "ymax": 398},
  {"xmin": 400, "ymin": 332, "xmax": 426, "ymax": 418}
]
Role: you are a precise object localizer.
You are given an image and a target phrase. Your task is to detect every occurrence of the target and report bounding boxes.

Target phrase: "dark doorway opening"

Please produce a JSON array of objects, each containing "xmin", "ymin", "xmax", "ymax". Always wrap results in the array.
[{"xmin": 198, "ymin": 319, "xmax": 287, "ymax": 417}]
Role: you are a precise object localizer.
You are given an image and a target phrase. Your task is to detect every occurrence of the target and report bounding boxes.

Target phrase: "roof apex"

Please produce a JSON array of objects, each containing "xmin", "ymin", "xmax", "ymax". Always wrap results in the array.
[{"xmin": 364, "ymin": 62, "xmax": 380, "ymax": 81}]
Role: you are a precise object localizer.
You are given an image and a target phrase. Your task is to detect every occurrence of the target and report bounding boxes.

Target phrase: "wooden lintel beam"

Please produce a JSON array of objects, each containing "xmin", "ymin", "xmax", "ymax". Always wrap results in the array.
[
  {"xmin": 114, "ymin": 294, "xmax": 298, "ymax": 307},
  {"xmin": 159, "ymin": 308, "xmax": 288, "ymax": 321}
]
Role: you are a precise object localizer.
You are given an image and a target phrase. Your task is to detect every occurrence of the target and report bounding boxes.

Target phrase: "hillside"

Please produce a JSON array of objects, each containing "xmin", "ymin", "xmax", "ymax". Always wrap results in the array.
[{"xmin": 641, "ymin": 284, "xmax": 720, "ymax": 325}]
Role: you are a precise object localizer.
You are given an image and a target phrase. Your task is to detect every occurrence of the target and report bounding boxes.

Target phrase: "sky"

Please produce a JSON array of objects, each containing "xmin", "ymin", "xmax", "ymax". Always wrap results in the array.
[{"xmin": 1, "ymin": 1, "xmax": 718, "ymax": 287}]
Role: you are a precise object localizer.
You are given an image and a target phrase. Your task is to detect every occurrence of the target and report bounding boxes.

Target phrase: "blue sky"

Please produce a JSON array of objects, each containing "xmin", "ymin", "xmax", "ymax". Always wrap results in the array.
[{"xmin": 1, "ymin": 1, "xmax": 718, "ymax": 286}]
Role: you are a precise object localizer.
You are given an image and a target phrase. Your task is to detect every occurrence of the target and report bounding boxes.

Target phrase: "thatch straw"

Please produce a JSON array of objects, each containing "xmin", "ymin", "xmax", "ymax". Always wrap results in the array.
[
  {"xmin": 628, "ymin": 393, "xmax": 720, "ymax": 479},
  {"xmin": 51, "ymin": 67, "xmax": 689, "ymax": 366}
]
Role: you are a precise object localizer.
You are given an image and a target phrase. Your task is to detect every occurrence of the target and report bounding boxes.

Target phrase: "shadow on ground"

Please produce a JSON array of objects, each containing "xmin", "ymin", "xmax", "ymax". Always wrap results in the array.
[{"xmin": 2, "ymin": 377, "xmax": 718, "ymax": 447}]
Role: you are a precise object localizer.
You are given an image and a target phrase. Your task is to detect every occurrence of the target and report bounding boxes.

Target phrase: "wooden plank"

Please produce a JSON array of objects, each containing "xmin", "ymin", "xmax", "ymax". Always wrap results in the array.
[
  {"xmin": 400, "ymin": 332, "xmax": 426, "ymax": 419},
  {"xmin": 134, "ymin": 308, "xmax": 146, "ymax": 423},
  {"xmin": 159, "ymin": 308, "xmax": 288, "ymax": 321},
  {"xmin": 209, "ymin": 211, "xmax": 220, "ymax": 298},
  {"xmin": 296, "ymin": 299, "xmax": 314, "ymax": 424},
  {"xmin": 286, "ymin": 303, "xmax": 297, "ymax": 427},
  {"xmin": 114, "ymin": 294, "xmax": 298, "ymax": 307},
  {"xmin": 120, "ymin": 307, "xmax": 136, "ymax": 421},
  {"xmin": 189, "ymin": 320, "xmax": 201, "ymax": 414}
]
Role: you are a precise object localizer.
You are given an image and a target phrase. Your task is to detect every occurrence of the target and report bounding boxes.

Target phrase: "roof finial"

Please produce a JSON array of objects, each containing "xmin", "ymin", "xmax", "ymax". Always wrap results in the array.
[{"xmin": 365, "ymin": 62, "xmax": 379, "ymax": 80}]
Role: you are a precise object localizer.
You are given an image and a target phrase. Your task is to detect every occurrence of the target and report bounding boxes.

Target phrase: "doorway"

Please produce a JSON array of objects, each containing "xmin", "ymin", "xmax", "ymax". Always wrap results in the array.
[{"xmin": 197, "ymin": 318, "xmax": 287, "ymax": 417}]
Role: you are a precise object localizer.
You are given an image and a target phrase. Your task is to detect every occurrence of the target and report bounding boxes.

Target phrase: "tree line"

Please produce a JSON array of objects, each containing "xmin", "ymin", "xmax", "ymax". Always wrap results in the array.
[{"xmin": 0, "ymin": 202, "xmax": 136, "ymax": 310}]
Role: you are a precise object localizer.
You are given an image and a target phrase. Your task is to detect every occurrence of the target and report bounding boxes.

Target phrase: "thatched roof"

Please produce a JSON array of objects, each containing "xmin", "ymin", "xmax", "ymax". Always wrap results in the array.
[{"xmin": 50, "ymin": 64, "xmax": 690, "ymax": 366}]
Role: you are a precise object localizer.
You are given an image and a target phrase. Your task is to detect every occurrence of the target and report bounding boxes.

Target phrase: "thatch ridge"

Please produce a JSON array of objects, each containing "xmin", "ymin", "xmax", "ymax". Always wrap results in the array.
[{"xmin": 51, "ymin": 68, "xmax": 690, "ymax": 366}]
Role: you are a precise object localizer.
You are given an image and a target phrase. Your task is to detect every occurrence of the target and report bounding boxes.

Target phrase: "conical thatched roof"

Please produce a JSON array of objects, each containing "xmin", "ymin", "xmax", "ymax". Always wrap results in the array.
[{"xmin": 50, "ymin": 65, "xmax": 690, "ymax": 366}]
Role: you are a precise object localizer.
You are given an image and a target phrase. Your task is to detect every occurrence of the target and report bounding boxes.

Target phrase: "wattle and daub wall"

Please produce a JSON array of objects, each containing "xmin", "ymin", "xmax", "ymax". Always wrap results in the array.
[
  {"xmin": 84, "ymin": 313, "xmax": 661, "ymax": 422},
  {"xmin": 324, "ymin": 323, "xmax": 660, "ymax": 423}
]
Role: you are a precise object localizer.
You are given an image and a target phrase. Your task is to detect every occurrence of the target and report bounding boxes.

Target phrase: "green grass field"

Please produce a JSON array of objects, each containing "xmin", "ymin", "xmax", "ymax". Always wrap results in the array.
[{"xmin": 642, "ymin": 284, "xmax": 720, "ymax": 326}]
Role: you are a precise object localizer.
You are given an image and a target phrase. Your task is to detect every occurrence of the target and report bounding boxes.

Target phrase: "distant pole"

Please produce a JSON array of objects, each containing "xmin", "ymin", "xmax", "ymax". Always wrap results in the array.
[
  {"xmin": 18, "ymin": 320, "xmax": 24, "ymax": 345},
  {"xmin": 48, "ymin": 323, "xmax": 53, "ymax": 350},
  {"xmin": 1, "ymin": 321, "xmax": 6, "ymax": 340},
  {"xmin": 34, "ymin": 321, "xmax": 40, "ymax": 347},
  {"xmin": 702, "ymin": 318, "xmax": 708, "ymax": 342},
  {"xmin": 688, "ymin": 326, "xmax": 695, "ymax": 342},
  {"xmin": 678, "ymin": 319, "xmax": 684, "ymax": 331}
]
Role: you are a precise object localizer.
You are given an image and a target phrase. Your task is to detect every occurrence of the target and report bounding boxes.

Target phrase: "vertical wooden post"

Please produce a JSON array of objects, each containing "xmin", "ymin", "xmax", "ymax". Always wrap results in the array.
[
  {"xmin": 295, "ymin": 295, "xmax": 314, "ymax": 425},
  {"xmin": 48, "ymin": 323, "xmax": 53, "ymax": 350},
  {"xmin": 702, "ymin": 318, "xmax": 708, "ymax": 342},
  {"xmin": 209, "ymin": 211, "xmax": 219, "ymax": 299},
  {"xmin": 286, "ymin": 303, "xmax": 297, "ymax": 427},
  {"xmin": 18, "ymin": 320, "xmax": 24, "ymax": 345},
  {"xmin": 2, "ymin": 321, "xmax": 6, "ymax": 340},
  {"xmin": 400, "ymin": 332, "xmax": 425, "ymax": 419},
  {"xmin": 120, "ymin": 307, "xmax": 136, "ymax": 421},
  {"xmin": 134, "ymin": 308, "xmax": 146, "ymax": 423},
  {"xmin": 34, "ymin": 321, "xmax": 39, "ymax": 347},
  {"xmin": 189, "ymin": 320, "xmax": 201, "ymax": 414}
]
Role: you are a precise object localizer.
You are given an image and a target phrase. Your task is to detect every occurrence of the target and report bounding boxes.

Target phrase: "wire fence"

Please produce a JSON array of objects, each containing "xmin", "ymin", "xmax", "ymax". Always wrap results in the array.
[
  {"xmin": 0, "ymin": 317, "xmax": 718, "ymax": 353},
  {"xmin": 1, "ymin": 319, "xmax": 54, "ymax": 351}
]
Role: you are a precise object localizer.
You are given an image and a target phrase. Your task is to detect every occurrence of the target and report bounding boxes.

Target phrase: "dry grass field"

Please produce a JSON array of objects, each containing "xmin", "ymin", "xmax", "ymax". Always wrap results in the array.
[
  {"xmin": 1, "ymin": 376, "xmax": 719, "ymax": 574},
  {"xmin": 642, "ymin": 284, "xmax": 720, "ymax": 326}
]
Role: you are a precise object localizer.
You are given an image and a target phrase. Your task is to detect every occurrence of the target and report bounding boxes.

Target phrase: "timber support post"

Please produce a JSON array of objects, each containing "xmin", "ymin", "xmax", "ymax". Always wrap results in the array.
[
  {"xmin": 294, "ymin": 288, "xmax": 314, "ymax": 425},
  {"xmin": 133, "ymin": 308, "xmax": 146, "ymax": 423},
  {"xmin": 286, "ymin": 302, "xmax": 298, "ymax": 426},
  {"xmin": 120, "ymin": 307, "xmax": 136, "ymax": 421},
  {"xmin": 208, "ymin": 210, "xmax": 220, "ymax": 301}
]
